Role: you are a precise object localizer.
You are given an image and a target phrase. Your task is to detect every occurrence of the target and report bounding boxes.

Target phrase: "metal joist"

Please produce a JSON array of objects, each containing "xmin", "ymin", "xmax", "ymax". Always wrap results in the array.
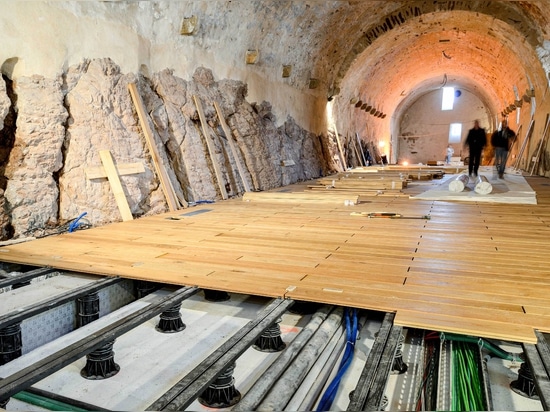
[
  {"xmin": 0, "ymin": 286, "xmax": 199, "ymax": 400},
  {"xmin": 522, "ymin": 331, "xmax": 550, "ymax": 410},
  {"xmin": 0, "ymin": 276, "xmax": 123, "ymax": 330},
  {"xmin": 0, "ymin": 267, "xmax": 57, "ymax": 290},
  {"xmin": 148, "ymin": 298, "xmax": 295, "ymax": 411},
  {"xmin": 347, "ymin": 312, "xmax": 401, "ymax": 411}
]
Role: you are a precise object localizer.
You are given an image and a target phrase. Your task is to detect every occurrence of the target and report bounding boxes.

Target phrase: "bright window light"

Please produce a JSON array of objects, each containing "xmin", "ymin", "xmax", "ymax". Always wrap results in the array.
[
  {"xmin": 442, "ymin": 87, "xmax": 455, "ymax": 111},
  {"xmin": 449, "ymin": 123, "xmax": 462, "ymax": 143}
]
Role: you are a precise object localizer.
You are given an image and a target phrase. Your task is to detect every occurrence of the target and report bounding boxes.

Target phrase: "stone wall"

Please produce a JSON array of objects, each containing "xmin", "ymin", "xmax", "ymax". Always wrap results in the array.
[{"xmin": 0, "ymin": 59, "xmax": 330, "ymax": 240}]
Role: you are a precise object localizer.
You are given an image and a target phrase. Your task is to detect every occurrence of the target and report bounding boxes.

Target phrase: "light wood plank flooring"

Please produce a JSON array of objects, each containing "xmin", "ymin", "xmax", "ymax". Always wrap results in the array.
[{"xmin": 1, "ymin": 174, "xmax": 550, "ymax": 343}]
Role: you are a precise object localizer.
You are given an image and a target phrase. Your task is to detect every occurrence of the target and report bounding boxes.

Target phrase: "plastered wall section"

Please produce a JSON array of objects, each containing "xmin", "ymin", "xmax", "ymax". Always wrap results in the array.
[{"xmin": 0, "ymin": 2, "xmax": 327, "ymax": 134}]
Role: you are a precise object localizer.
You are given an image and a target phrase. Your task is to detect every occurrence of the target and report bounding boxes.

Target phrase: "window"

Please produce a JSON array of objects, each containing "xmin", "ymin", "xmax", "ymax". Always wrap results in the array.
[
  {"xmin": 449, "ymin": 123, "xmax": 462, "ymax": 143},
  {"xmin": 442, "ymin": 87, "xmax": 455, "ymax": 111}
]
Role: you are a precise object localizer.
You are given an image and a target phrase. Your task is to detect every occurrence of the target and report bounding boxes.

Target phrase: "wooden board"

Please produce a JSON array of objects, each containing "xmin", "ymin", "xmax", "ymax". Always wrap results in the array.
[
  {"xmin": 1, "ymin": 173, "xmax": 550, "ymax": 343},
  {"xmin": 99, "ymin": 150, "xmax": 133, "ymax": 222},
  {"xmin": 214, "ymin": 101, "xmax": 252, "ymax": 193},
  {"xmin": 128, "ymin": 83, "xmax": 183, "ymax": 210},
  {"xmin": 193, "ymin": 95, "xmax": 228, "ymax": 200}
]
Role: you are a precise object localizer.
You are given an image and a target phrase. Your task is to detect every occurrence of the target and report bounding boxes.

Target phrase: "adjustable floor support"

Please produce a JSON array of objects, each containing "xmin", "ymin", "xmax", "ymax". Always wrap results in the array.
[
  {"xmin": 156, "ymin": 303, "xmax": 185, "ymax": 333},
  {"xmin": 0, "ymin": 286, "xmax": 199, "ymax": 400},
  {"xmin": 0, "ymin": 323, "xmax": 22, "ymax": 366},
  {"xmin": 253, "ymin": 318, "xmax": 286, "ymax": 352},
  {"xmin": 77, "ymin": 292, "xmax": 100, "ymax": 328},
  {"xmin": 198, "ymin": 362, "xmax": 241, "ymax": 408},
  {"xmin": 204, "ymin": 289, "xmax": 230, "ymax": 302},
  {"xmin": 81, "ymin": 340, "xmax": 120, "ymax": 380},
  {"xmin": 148, "ymin": 298, "xmax": 294, "ymax": 411}
]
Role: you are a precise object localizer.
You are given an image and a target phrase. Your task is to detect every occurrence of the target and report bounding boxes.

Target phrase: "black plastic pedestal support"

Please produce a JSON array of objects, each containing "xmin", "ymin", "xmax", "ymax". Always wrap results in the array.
[
  {"xmin": 198, "ymin": 362, "xmax": 241, "ymax": 408},
  {"xmin": 204, "ymin": 289, "xmax": 230, "ymax": 302},
  {"xmin": 81, "ymin": 340, "xmax": 120, "ymax": 380},
  {"xmin": 0, "ymin": 323, "xmax": 22, "ymax": 366},
  {"xmin": 253, "ymin": 318, "xmax": 285, "ymax": 352},
  {"xmin": 156, "ymin": 303, "xmax": 185, "ymax": 333},
  {"xmin": 77, "ymin": 292, "xmax": 100, "ymax": 327},
  {"xmin": 511, "ymin": 361, "xmax": 539, "ymax": 399}
]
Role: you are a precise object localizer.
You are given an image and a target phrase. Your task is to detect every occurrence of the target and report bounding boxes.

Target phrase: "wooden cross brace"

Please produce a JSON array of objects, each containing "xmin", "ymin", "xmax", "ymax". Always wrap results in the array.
[{"xmin": 85, "ymin": 150, "xmax": 145, "ymax": 221}]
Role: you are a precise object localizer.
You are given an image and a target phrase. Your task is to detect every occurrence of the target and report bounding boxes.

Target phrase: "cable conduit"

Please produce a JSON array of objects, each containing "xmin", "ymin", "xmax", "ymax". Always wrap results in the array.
[
  {"xmin": 233, "ymin": 305, "xmax": 334, "ymax": 411},
  {"xmin": 256, "ymin": 307, "xmax": 344, "ymax": 411}
]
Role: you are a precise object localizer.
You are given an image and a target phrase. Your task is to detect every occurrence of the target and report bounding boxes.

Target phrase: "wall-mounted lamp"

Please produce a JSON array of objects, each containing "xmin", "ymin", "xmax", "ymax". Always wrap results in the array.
[
  {"xmin": 245, "ymin": 50, "xmax": 259, "ymax": 64},
  {"xmin": 282, "ymin": 65, "xmax": 292, "ymax": 78},
  {"xmin": 308, "ymin": 78, "xmax": 320, "ymax": 89},
  {"xmin": 180, "ymin": 15, "xmax": 198, "ymax": 35}
]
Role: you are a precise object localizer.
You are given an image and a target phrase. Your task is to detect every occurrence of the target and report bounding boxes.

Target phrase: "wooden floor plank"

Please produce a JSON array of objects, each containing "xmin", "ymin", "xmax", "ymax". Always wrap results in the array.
[{"xmin": 1, "ymin": 173, "xmax": 550, "ymax": 343}]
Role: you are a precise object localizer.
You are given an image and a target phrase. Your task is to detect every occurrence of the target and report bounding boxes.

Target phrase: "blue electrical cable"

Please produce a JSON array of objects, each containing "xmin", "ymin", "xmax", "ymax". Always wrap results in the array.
[
  {"xmin": 316, "ymin": 308, "xmax": 358, "ymax": 411},
  {"xmin": 68, "ymin": 212, "xmax": 88, "ymax": 233}
]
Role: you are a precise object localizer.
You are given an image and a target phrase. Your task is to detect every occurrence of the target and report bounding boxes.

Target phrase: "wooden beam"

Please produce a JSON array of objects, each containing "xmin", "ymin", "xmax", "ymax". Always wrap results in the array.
[
  {"xmin": 127, "ymin": 83, "xmax": 183, "ymax": 210},
  {"xmin": 214, "ymin": 101, "xmax": 252, "ymax": 193},
  {"xmin": 333, "ymin": 124, "xmax": 347, "ymax": 171},
  {"xmin": 99, "ymin": 150, "xmax": 134, "ymax": 222},
  {"xmin": 193, "ymin": 95, "xmax": 228, "ymax": 200},
  {"xmin": 85, "ymin": 162, "xmax": 145, "ymax": 180}
]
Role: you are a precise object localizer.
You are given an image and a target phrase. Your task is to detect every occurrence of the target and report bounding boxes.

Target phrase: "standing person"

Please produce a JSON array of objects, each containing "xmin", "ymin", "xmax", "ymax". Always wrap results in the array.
[
  {"xmin": 464, "ymin": 120, "xmax": 487, "ymax": 177},
  {"xmin": 491, "ymin": 119, "xmax": 516, "ymax": 179},
  {"xmin": 445, "ymin": 144, "xmax": 454, "ymax": 164}
]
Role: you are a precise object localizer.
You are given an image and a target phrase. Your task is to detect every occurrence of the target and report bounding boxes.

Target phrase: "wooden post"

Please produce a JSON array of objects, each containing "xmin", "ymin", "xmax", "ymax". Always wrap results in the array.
[
  {"xmin": 333, "ymin": 124, "xmax": 347, "ymax": 171},
  {"xmin": 193, "ymin": 95, "xmax": 228, "ymax": 200},
  {"xmin": 98, "ymin": 150, "xmax": 134, "ymax": 221},
  {"xmin": 127, "ymin": 83, "xmax": 184, "ymax": 210},
  {"xmin": 213, "ymin": 101, "xmax": 251, "ymax": 193}
]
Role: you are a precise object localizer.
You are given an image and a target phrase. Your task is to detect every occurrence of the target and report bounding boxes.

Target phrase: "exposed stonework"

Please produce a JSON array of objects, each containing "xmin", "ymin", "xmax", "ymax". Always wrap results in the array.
[
  {"xmin": 0, "ymin": 59, "xmax": 329, "ymax": 240},
  {"xmin": 0, "ymin": 79, "xmax": 9, "ymax": 130},
  {"xmin": 4, "ymin": 75, "xmax": 67, "ymax": 238}
]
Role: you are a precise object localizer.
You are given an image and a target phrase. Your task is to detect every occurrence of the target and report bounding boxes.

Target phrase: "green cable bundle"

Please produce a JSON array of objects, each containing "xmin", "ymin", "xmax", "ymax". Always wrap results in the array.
[{"xmin": 451, "ymin": 341, "xmax": 486, "ymax": 411}]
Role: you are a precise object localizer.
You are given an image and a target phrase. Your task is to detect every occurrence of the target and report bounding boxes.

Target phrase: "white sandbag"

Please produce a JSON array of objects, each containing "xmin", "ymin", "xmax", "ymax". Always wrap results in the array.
[
  {"xmin": 449, "ymin": 173, "xmax": 469, "ymax": 192},
  {"xmin": 475, "ymin": 175, "xmax": 493, "ymax": 195}
]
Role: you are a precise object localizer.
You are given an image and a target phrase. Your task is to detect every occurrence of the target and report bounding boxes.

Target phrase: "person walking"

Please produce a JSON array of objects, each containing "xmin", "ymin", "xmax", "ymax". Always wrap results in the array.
[
  {"xmin": 491, "ymin": 119, "xmax": 516, "ymax": 179},
  {"xmin": 464, "ymin": 120, "xmax": 487, "ymax": 177}
]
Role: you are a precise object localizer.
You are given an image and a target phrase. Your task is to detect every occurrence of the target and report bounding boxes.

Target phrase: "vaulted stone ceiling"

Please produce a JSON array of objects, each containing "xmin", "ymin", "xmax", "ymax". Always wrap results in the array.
[{"xmin": 236, "ymin": 0, "xmax": 549, "ymax": 137}]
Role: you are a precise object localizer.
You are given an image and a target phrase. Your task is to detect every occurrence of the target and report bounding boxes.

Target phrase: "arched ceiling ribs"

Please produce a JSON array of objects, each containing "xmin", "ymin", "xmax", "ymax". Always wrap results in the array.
[{"xmin": 330, "ymin": 1, "xmax": 543, "ymax": 95}]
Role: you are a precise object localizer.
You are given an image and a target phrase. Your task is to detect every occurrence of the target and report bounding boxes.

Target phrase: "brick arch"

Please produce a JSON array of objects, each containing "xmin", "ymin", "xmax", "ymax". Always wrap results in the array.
[{"xmin": 332, "ymin": 1, "xmax": 542, "ymax": 94}]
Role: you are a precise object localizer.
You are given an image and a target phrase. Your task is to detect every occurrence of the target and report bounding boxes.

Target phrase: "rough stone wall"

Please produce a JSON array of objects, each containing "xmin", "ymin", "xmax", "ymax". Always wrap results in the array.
[
  {"xmin": 0, "ymin": 78, "xmax": 12, "ymax": 238},
  {"xmin": 4, "ymin": 75, "xmax": 67, "ymax": 238},
  {"xmin": 0, "ymin": 59, "xmax": 328, "ymax": 240}
]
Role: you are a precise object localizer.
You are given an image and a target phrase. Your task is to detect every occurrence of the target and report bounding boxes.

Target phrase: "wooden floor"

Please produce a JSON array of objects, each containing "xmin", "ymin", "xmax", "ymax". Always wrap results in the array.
[{"xmin": 1, "ymin": 173, "xmax": 550, "ymax": 343}]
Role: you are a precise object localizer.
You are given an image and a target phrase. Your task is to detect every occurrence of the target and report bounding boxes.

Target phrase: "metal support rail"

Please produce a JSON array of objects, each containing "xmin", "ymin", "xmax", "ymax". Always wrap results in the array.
[
  {"xmin": 0, "ymin": 286, "xmax": 199, "ymax": 400},
  {"xmin": 347, "ymin": 312, "xmax": 402, "ymax": 411},
  {"xmin": 0, "ymin": 276, "xmax": 123, "ymax": 329},
  {"xmin": 148, "ymin": 298, "xmax": 295, "ymax": 411},
  {"xmin": 523, "ymin": 331, "xmax": 550, "ymax": 410},
  {"xmin": 479, "ymin": 344, "xmax": 494, "ymax": 411},
  {"xmin": 0, "ymin": 267, "xmax": 57, "ymax": 290}
]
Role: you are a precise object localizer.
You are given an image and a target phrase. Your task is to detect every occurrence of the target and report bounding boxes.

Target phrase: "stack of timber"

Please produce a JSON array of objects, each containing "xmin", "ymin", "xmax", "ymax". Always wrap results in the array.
[
  {"xmin": 242, "ymin": 191, "xmax": 359, "ymax": 204},
  {"xmin": 307, "ymin": 172, "xmax": 408, "ymax": 198},
  {"xmin": 348, "ymin": 166, "xmax": 447, "ymax": 180}
]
